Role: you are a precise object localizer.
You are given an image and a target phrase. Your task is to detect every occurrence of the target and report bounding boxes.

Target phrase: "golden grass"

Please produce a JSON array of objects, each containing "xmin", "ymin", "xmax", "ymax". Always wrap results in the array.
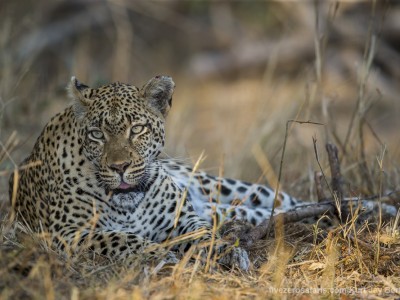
[{"xmin": 1, "ymin": 214, "xmax": 400, "ymax": 299}]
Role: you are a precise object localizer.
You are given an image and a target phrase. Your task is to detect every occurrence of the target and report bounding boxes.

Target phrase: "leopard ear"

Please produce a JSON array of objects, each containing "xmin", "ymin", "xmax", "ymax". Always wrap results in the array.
[
  {"xmin": 140, "ymin": 75, "xmax": 175, "ymax": 118},
  {"xmin": 68, "ymin": 76, "xmax": 95, "ymax": 119}
]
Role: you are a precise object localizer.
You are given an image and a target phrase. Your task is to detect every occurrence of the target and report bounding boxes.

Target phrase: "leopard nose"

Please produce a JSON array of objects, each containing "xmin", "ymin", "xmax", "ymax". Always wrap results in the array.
[{"xmin": 109, "ymin": 161, "xmax": 131, "ymax": 174}]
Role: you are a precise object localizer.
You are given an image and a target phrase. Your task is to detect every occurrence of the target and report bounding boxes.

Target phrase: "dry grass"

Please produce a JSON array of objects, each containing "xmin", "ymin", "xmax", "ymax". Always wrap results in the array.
[
  {"xmin": 1, "ymin": 1, "xmax": 400, "ymax": 299},
  {"xmin": 1, "ymin": 214, "xmax": 400, "ymax": 299}
]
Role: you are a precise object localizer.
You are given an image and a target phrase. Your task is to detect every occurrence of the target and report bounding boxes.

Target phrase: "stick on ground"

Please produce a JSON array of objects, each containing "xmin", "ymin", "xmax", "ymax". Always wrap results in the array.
[
  {"xmin": 326, "ymin": 143, "xmax": 344, "ymax": 204},
  {"xmin": 238, "ymin": 202, "xmax": 337, "ymax": 248}
]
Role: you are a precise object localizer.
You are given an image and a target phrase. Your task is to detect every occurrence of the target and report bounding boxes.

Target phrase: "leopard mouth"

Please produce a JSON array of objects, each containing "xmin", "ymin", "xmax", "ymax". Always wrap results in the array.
[
  {"xmin": 109, "ymin": 177, "xmax": 148, "ymax": 212},
  {"xmin": 113, "ymin": 181, "xmax": 143, "ymax": 194},
  {"xmin": 106, "ymin": 168, "xmax": 153, "ymax": 195},
  {"xmin": 117, "ymin": 181, "xmax": 133, "ymax": 190},
  {"xmin": 112, "ymin": 176, "xmax": 148, "ymax": 194}
]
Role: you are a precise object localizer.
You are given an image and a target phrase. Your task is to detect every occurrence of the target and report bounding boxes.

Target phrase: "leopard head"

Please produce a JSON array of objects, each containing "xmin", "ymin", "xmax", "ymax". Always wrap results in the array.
[{"xmin": 68, "ymin": 75, "xmax": 174, "ymax": 192}]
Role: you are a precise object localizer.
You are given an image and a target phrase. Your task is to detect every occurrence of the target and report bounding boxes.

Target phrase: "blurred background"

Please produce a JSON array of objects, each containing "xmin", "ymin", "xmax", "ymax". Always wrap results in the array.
[{"xmin": 0, "ymin": 0, "xmax": 399, "ymax": 204}]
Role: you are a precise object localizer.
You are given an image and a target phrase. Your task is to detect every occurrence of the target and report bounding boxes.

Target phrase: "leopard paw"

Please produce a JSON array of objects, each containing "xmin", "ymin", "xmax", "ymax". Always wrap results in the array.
[{"xmin": 218, "ymin": 246, "xmax": 251, "ymax": 271}]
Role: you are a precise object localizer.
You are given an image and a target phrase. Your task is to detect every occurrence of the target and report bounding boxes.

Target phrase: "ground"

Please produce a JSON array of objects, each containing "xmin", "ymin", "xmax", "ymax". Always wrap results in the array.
[{"xmin": 1, "ymin": 209, "xmax": 400, "ymax": 298}]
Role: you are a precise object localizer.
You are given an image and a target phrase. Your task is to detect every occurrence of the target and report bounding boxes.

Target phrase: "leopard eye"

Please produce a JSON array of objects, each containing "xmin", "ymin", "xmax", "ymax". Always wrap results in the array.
[
  {"xmin": 131, "ymin": 125, "xmax": 145, "ymax": 135},
  {"xmin": 88, "ymin": 129, "xmax": 104, "ymax": 140}
]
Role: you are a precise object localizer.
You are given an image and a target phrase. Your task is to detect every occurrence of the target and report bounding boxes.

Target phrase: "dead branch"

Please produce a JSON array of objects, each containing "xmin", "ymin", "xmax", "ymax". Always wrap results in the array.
[
  {"xmin": 312, "ymin": 137, "xmax": 334, "ymax": 199},
  {"xmin": 358, "ymin": 118, "xmax": 375, "ymax": 194},
  {"xmin": 239, "ymin": 202, "xmax": 337, "ymax": 248},
  {"xmin": 326, "ymin": 143, "xmax": 343, "ymax": 204},
  {"xmin": 237, "ymin": 193, "xmax": 399, "ymax": 249},
  {"xmin": 314, "ymin": 171, "xmax": 326, "ymax": 202}
]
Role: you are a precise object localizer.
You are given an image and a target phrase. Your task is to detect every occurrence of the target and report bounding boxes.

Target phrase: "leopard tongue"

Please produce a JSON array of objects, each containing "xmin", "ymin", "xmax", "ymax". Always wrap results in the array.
[{"xmin": 118, "ymin": 182, "xmax": 132, "ymax": 190}]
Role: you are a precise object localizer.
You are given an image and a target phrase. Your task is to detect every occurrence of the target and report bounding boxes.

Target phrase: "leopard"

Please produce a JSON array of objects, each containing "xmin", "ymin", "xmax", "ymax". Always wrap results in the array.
[{"xmin": 11, "ymin": 75, "xmax": 294, "ymax": 269}]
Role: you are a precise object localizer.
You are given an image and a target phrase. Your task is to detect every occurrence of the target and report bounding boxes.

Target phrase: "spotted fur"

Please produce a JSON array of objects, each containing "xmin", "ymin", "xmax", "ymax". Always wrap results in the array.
[
  {"xmin": 161, "ymin": 160, "xmax": 298, "ymax": 225},
  {"xmin": 10, "ymin": 76, "xmax": 214, "ymax": 263},
  {"xmin": 9, "ymin": 75, "xmax": 302, "ymax": 267}
]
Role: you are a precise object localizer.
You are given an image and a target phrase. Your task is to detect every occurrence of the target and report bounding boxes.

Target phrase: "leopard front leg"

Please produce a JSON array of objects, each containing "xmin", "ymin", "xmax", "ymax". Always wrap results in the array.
[
  {"xmin": 171, "ymin": 201, "xmax": 214, "ymax": 253},
  {"xmin": 172, "ymin": 197, "xmax": 251, "ymax": 271},
  {"xmin": 51, "ymin": 226, "xmax": 178, "ymax": 264}
]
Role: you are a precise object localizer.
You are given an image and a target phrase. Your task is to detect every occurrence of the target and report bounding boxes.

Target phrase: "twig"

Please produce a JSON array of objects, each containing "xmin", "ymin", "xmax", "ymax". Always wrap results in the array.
[
  {"xmin": 312, "ymin": 137, "xmax": 334, "ymax": 198},
  {"xmin": 310, "ymin": 191, "xmax": 400, "ymax": 205},
  {"xmin": 314, "ymin": 171, "xmax": 326, "ymax": 202},
  {"xmin": 364, "ymin": 118, "xmax": 384, "ymax": 147},
  {"xmin": 375, "ymin": 144, "xmax": 386, "ymax": 274},
  {"xmin": 358, "ymin": 117, "xmax": 375, "ymax": 194},
  {"xmin": 240, "ymin": 202, "xmax": 337, "ymax": 248},
  {"xmin": 266, "ymin": 120, "xmax": 324, "ymax": 237},
  {"xmin": 326, "ymin": 143, "xmax": 344, "ymax": 204}
]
